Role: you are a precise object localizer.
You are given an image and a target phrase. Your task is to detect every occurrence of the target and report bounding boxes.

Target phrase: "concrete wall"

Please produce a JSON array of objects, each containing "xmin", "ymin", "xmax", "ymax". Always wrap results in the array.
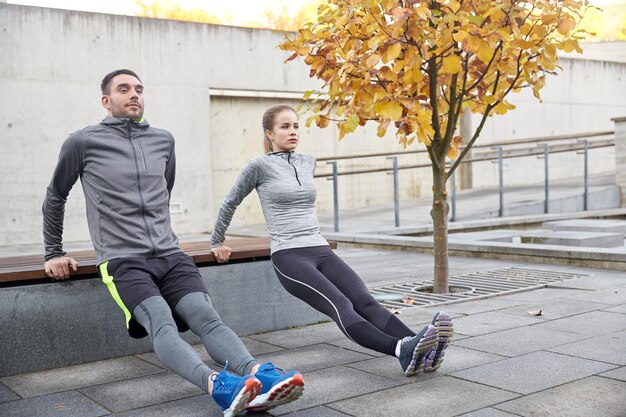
[
  {"xmin": 1, "ymin": 3, "xmax": 625, "ymax": 246},
  {"xmin": 0, "ymin": 4, "xmax": 428, "ymax": 246},
  {"xmin": 470, "ymin": 58, "xmax": 626, "ymax": 189},
  {"xmin": 0, "ymin": 260, "xmax": 327, "ymax": 377},
  {"xmin": 614, "ymin": 117, "xmax": 626, "ymax": 205}
]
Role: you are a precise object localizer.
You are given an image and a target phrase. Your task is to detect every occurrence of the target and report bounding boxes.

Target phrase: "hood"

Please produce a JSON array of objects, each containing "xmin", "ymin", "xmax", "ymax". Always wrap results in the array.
[{"xmin": 100, "ymin": 116, "xmax": 150, "ymax": 137}]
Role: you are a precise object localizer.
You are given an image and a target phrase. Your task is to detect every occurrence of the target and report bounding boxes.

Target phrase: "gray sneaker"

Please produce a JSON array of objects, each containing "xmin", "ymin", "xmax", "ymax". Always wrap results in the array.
[
  {"xmin": 398, "ymin": 324, "xmax": 438, "ymax": 376},
  {"xmin": 424, "ymin": 311, "xmax": 454, "ymax": 373}
]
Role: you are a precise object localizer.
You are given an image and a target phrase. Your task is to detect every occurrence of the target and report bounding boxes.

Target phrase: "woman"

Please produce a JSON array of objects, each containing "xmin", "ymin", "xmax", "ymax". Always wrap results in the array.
[{"xmin": 210, "ymin": 104, "xmax": 453, "ymax": 376}]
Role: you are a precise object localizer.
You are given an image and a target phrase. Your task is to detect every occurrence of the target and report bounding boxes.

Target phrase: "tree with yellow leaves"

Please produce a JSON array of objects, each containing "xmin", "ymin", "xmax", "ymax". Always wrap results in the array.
[
  {"xmin": 134, "ymin": 0, "xmax": 325, "ymax": 31},
  {"xmin": 260, "ymin": 0, "xmax": 326, "ymax": 31},
  {"xmin": 281, "ymin": 0, "xmax": 590, "ymax": 293},
  {"xmin": 135, "ymin": 0, "xmax": 225, "ymax": 25}
]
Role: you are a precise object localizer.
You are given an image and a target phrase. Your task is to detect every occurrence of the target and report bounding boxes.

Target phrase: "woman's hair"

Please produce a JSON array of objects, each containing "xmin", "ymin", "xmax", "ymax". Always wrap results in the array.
[{"xmin": 262, "ymin": 104, "xmax": 297, "ymax": 153}]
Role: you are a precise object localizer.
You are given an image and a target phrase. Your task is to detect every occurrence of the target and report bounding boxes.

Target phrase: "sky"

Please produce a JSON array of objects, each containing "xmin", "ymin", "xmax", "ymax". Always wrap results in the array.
[
  {"xmin": 8, "ymin": 0, "xmax": 625, "ymax": 25},
  {"xmin": 6, "ymin": 0, "xmax": 313, "ymax": 25}
]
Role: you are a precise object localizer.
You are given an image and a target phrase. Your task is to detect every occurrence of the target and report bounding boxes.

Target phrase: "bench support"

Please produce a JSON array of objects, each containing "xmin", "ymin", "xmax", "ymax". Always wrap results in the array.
[{"xmin": 0, "ymin": 260, "xmax": 327, "ymax": 377}]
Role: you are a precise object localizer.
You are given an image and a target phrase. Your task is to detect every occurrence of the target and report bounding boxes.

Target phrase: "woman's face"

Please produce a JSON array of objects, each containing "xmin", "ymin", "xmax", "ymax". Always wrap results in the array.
[{"xmin": 266, "ymin": 110, "xmax": 299, "ymax": 152}]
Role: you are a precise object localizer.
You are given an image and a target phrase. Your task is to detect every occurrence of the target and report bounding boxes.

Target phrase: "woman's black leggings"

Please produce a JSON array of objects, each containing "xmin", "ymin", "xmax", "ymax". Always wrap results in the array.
[{"xmin": 271, "ymin": 245, "xmax": 415, "ymax": 356}]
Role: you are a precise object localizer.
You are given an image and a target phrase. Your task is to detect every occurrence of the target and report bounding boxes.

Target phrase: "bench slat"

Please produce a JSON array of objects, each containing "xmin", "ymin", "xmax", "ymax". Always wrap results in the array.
[
  {"xmin": 0, "ymin": 238, "xmax": 336, "ymax": 284},
  {"xmin": 0, "ymin": 237, "xmax": 337, "ymax": 284},
  {"xmin": 0, "ymin": 238, "xmax": 271, "ymax": 283}
]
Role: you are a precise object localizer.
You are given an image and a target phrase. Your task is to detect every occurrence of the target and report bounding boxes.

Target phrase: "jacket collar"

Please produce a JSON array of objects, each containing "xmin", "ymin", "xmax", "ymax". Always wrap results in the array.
[
  {"xmin": 101, "ymin": 116, "xmax": 150, "ymax": 128},
  {"xmin": 267, "ymin": 150, "xmax": 296, "ymax": 160}
]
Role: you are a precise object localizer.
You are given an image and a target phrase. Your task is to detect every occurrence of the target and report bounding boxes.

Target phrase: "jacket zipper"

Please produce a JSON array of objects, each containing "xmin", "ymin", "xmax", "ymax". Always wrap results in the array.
[
  {"xmin": 127, "ymin": 123, "xmax": 156, "ymax": 256},
  {"xmin": 287, "ymin": 153, "xmax": 302, "ymax": 186},
  {"xmin": 138, "ymin": 142, "xmax": 148, "ymax": 170}
]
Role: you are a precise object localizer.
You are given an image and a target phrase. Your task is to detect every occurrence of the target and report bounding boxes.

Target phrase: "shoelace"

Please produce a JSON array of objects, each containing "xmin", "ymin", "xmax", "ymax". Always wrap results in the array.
[
  {"xmin": 400, "ymin": 336, "xmax": 413, "ymax": 349},
  {"xmin": 211, "ymin": 361, "xmax": 241, "ymax": 393},
  {"xmin": 259, "ymin": 362, "xmax": 285, "ymax": 376}
]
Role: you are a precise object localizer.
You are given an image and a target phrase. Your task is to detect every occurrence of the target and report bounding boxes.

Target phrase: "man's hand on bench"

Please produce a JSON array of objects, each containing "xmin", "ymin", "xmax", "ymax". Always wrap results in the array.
[
  {"xmin": 44, "ymin": 256, "xmax": 79, "ymax": 280},
  {"xmin": 211, "ymin": 246, "xmax": 232, "ymax": 263}
]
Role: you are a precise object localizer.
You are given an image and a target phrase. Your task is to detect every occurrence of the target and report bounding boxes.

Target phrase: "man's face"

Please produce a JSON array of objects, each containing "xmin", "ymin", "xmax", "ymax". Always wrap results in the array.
[{"xmin": 101, "ymin": 74, "xmax": 144, "ymax": 120}]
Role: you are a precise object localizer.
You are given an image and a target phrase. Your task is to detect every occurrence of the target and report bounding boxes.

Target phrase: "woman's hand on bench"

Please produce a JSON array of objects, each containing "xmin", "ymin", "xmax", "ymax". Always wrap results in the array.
[
  {"xmin": 44, "ymin": 256, "xmax": 78, "ymax": 280},
  {"xmin": 210, "ymin": 246, "xmax": 232, "ymax": 263}
]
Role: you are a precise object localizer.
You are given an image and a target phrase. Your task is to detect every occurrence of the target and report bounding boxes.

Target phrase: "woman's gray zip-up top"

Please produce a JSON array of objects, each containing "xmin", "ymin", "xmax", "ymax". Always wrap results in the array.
[
  {"xmin": 43, "ymin": 116, "xmax": 181, "ymax": 264},
  {"xmin": 210, "ymin": 151, "xmax": 328, "ymax": 254}
]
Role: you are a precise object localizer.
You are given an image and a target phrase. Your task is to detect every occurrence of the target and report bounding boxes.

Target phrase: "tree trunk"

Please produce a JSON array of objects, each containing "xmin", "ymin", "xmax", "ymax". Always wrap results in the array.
[{"xmin": 431, "ymin": 162, "xmax": 450, "ymax": 293}]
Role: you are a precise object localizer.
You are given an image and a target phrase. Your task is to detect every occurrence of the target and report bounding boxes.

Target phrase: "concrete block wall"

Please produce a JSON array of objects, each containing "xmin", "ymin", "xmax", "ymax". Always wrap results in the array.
[
  {"xmin": 0, "ymin": 260, "xmax": 327, "ymax": 377},
  {"xmin": 613, "ymin": 117, "xmax": 626, "ymax": 205},
  {"xmin": 2, "ymin": 4, "xmax": 625, "ymax": 246},
  {"xmin": 470, "ymin": 58, "xmax": 626, "ymax": 189},
  {"xmin": 0, "ymin": 3, "xmax": 430, "ymax": 246}
]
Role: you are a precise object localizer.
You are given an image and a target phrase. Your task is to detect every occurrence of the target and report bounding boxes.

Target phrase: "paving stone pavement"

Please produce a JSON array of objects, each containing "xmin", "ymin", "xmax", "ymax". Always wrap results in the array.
[{"xmin": 1, "ymin": 247, "xmax": 626, "ymax": 417}]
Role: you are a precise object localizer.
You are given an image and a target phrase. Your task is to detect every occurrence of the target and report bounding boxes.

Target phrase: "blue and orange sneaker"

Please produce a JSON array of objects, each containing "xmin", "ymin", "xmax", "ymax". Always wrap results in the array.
[
  {"xmin": 246, "ymin": 362, "xmax": 304, "ymax": 412},
  {"xmin": 211, "ymin": 362, "xmax": 262, "ymax": 417}
]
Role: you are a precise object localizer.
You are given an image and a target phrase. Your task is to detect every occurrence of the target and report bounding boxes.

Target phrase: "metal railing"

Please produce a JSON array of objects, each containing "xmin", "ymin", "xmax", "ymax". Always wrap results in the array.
[{"xmin": 315, "ymin": 130, "xmax": 615, "ymax": 232}]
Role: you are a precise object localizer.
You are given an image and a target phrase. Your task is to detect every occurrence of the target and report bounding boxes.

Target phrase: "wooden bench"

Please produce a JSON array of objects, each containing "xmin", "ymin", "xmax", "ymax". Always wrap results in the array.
[
  {"xmin": 0, "ymin": 238, "xmax": 338, "ymax": 284},
  {"xmin": 0, "ymin": 237, "xmax": 277, "ymax": 284},
  {"xmin": 0, "ymin": 238, "xmax": 333, "ymax": 377}
]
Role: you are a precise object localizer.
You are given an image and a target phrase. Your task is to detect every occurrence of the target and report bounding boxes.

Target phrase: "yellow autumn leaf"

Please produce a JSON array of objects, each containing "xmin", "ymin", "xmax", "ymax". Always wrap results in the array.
[
  {"xmin": 368, "ymin": 36, "xmax": 382, "ymax": 50},
  {"xmin": 544, "ymin": 44, "xmax": 556, "ymax": 61},
  {"xmin": 531, "ymin": 25, "xmax": 547, "ymax": 40},
  {"xmin": 315, "ymin": 115, "xmax": 330, "ymax": 128},
  {"xmin": 343, "ymin": 113, "xmax": 360, "ymax": 133},
  {"xmin": 493, "ymin": 101, "xmax": 516, "ymax": 115},
  {"xmin": 464, "ymin": 36, "xmax": 481, "ymax": 53},
  {"xmin": 417, "ymin": 130, "xmax": 432, "ymax": 146},
  {"xmin": 476, "ymin": 42, "xmax": 494, "ymax": 63},
  {"xmin": 447, "ymin": 145, "xmax": 460, "ymax": 160},
  {"xmin": 453, "ymin": 30, "xmax": 469, "ymax": 42},
  {"xmin": 532, "ymin": 80, "xmax": 545, "ymax": 101},
  {"xmin": 373, "ymin": 90, "xmax": 388, "ymax": 101},
  {"xmin": 442, "ymin": 55, "xmax": 462, "ymax": 74},
  {"xmin": 374, "ymin": 101, "xmax": 403, "ymax": 120},
  {"xmin": 377, "ymin": 123, "xmax": 388, "ymax": 137},
  {"xmin": 557, "ymin": 16, "xmax": 576, "ymax": 36},
  {"xmin": 383, "ymin": 42, "xmax": 402, "ymax": 63},
  {"xmin": 365, "ymin": 54, "xmax": 381, "ymax": 68},
  {"xmin": 483, "ymin": 95, "xmax": 498, "ymax": 105},
  {"xmin": 411, "ymin": 68, "xmax": 423, "ymax": 83},
  {"xmin": 560, "ymin": 39, "xmax": 582, "ymax": 53}
]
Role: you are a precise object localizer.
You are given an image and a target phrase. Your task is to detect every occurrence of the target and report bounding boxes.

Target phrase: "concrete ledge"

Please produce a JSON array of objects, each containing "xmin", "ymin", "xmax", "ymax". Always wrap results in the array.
[
  {"xmin": 0, "ymin": 260, "xmax": 326, "ymax": 377},
  {"xmin": 543, "ymin": 219, "xmax": 626, "ymax": 233},
  {"xmin": 519, "ymin": 230, "xmax": 624, "ymax": 248},
  {"xmin": 363, "ymin": 207, "xmax": 626, "ymax": 237},
  {"xmin": 325, "ymin": 231, "xmax": 626, "ymax": 271}
]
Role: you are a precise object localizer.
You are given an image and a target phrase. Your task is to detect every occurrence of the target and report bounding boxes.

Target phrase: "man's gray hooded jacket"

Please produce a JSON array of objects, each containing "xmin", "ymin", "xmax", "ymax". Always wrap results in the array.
[{"xmin": 43, "ymin": 116, "xmax": 181, "ymax": 264}]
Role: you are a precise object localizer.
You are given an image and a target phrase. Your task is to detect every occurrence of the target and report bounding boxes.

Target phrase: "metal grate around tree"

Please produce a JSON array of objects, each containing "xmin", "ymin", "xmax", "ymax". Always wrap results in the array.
[{"xmin": 370, "ymin": 267, "xmax": 587, "ymax": 310}]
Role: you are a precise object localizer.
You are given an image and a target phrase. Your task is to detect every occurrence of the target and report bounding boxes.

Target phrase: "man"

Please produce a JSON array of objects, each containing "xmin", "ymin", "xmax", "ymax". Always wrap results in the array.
[{"xmin": 42, "ymin": 69, "xmax": 303, "ymax": 417}]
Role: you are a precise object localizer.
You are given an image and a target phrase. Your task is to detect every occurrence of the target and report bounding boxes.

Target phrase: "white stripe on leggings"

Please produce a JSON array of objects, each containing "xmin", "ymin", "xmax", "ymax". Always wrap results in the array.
[{"xmin": 271, "ymin": 260, "xmax": 356, "ymax": 343}]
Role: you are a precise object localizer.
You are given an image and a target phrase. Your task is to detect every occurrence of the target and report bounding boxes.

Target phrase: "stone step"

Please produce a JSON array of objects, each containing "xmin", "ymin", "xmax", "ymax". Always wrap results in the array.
[
  {"xmin": 542, "ymin": 219, "xmax": 626, "ymax": 233},
  {"xmin": 520, "ymin": 230, "xmax": 625, "ymax": 248}
]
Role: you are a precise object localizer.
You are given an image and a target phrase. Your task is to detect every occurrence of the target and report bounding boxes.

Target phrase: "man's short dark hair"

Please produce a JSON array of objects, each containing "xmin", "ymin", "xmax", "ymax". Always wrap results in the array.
[{"xmin": 101, "ymin": 69, "xmax": 142, "ymax": 95}]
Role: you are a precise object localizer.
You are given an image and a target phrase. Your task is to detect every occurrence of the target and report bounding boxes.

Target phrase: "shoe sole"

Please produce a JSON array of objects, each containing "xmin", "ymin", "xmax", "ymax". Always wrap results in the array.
[
  {"xmin": 223, "ymin": 377, "xmax": 262, "ymax": 417},
  {"xmin": 404, "ymin": 325, "xmax": 438, "ymax": 376},
  {"xmin": 246, "ymin": 373, "xmax": 305, "ymax": 412},
  {"xmin": 424, "ymin": 311, "xmax": 454, "ymax": 373}
]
